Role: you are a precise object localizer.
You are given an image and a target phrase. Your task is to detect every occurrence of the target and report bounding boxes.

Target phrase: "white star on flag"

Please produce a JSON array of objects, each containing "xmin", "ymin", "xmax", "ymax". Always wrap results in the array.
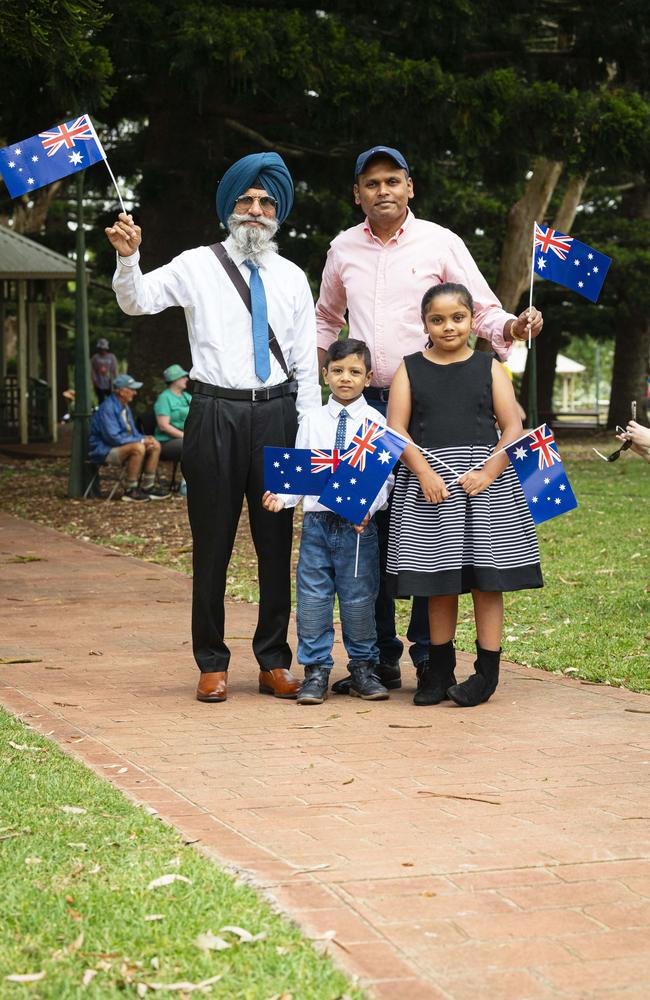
[
  {"xmin": 283, "ymin": 453, "xmax": 290, "ymax": 459},
  {"xmin": 8, "ymin": 161, "xmax": 15, "ymax": 168},
  {"xmin": 31, "ymin": 155, "xmax": 38, "ymax": 162},
  {"xmin": 295, "ymin": 465, "xmax": 302, "ymax": 472},
  {"xmin": 514, "ymin": 446, "xmax": 527, "ymax": 460},
  {"xmin": 578, "ymin": 281, "xmax": 584, "ymax": 288},
  {"xmin": 359, "ymin": 498, "xmax": 367, "ymax": 505},
  {"xmin": 588, "ymin": 253, "xmax": 593, "ymax": 259},
  {"xmin": 283, "ymin": 482, "xmax": 290, "ymax": 489},
  {"xmin": 27, "ymin": 178, "xmax": 35, "ymax": 185},
  {"xmin": 544, "ymin": 477, "xmax": 550, "ymax": 485},
  {"xmin": 537, "ymin": 256, "xmax": 546, "ymax": 271},
  {"xmin": 350, "ymin": 478, "xmax": 356, "ymax": 485},
  {"xmin": 378, "ymin": 450, "xmax": 391, "ymax": 464},
  {"xmin": 336, "ymin": 496, "xmax": 342, "ymax": 503},
  {"xmin": 14, "ymin": 148, "xmax": 21, "ymax": 155},
  {"xmin": 593, "ymin": 266, "xmax": 598, "ymax": 273},
  {"xmin": 574, "ymin": 259, "xmax": 580, "ymax": 266},
  {"xmin": 273, "ymin": 461, "xmax": 279, "ymax": 468},
  {"xmin": 69, "ymin": 151, "xmax": 83, "ymax": 165},
  {"xmin": 532, "ymin": 496, "xmax": 538, "ymax": 503},
  {"xmin": 555, "ymin": 498, "xmax": 561, "ymax": 504},
  {"xmin": 559, "ymin": 484, "xmax": 566, "ymax": 491}
]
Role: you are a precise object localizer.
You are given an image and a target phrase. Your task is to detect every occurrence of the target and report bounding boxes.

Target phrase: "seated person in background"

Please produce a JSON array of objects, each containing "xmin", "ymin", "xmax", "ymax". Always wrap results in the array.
[
  {"xmin": 617, "ymin": 420, "xmax": 650, "ymax": 463},
  {"xmin": 88, "ymin": 373, "xmax": 169, "ymax": 501},
  {"xmin": 154, "ymin": 364, "xmax": 191, "ymax": 465}
]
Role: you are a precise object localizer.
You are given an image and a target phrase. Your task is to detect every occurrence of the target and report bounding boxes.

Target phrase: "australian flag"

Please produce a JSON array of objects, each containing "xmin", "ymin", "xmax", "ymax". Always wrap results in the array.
[
  {"xmin": 0, "ymin": 114, "xmax": 105, "ymax": 199},
  {"xmin": 505, "ymin": 424, "xmax": 578, "ymax": 525},
  {"xmin": 318, "ymin": 420, "xmax": 407, "ymax": 526},
  {"xmin": 533, "ymin": 223, "xmax": 611, "ymax": 303},
  {"xmin": 264, "ymin": 447, "xmax": 347, "ymax": 496}
]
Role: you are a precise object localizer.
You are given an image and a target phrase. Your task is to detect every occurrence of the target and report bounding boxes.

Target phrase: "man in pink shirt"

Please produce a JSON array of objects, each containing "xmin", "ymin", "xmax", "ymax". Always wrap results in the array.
[{"xmin": 316, "ymin": 146, "xmax": 543, "ymax": 690}]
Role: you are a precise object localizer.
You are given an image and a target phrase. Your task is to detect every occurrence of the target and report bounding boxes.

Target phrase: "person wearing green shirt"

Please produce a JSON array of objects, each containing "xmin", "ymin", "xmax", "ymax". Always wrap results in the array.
[{"xmin": 154, "ymin": 364, "xmax": 191, "ymax": 465}]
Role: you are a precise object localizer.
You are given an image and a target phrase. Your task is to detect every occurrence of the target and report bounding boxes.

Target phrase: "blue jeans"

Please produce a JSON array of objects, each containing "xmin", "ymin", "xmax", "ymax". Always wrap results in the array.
[
  {"xmin": 296, "ymin": 512, "xmax": 380, "ymax": 668},
  {"xmin": 364, "ymin": 391, "xmax": 430, "ymax": 667}
]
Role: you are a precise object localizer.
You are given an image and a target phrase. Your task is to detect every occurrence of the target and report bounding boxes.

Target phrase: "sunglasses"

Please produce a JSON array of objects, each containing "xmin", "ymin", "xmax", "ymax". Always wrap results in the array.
[
  {"xmin": 234, "ymin": 194, "xmax": 277, "ymax": 211},
  {"xmin": 592, "ymin": 402, "xmax": 637, "ymax": 463}
]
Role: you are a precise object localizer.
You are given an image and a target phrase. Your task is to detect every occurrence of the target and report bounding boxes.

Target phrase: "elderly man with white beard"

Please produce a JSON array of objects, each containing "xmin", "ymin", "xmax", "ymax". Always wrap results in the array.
[{"xmin": 106, "ymin": 152, "xmax": 320, "ymax": 703}]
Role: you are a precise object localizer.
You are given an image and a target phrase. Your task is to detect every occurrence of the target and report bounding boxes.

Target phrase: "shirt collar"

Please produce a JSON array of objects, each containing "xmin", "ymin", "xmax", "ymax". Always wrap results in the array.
[
  {"xmin": 327, "ymin": 394, "xmax": 367, "ymax": 422},
  {"xmin": 363, "ymin": 207, "xmax": 414, "ymax": 245}
]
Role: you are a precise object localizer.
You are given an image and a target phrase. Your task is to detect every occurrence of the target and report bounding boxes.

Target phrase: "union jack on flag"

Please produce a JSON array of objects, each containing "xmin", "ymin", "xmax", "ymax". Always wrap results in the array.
[
  {"xmin": 505, "ymin": 424, "xmax": 577, "ymax": 525},
  {"xmin": 39, "ymin": 115, "xmax": 96, "ymax": 157},
  {"xmin": 311, "ymin": 449, "xmax": 342, "ymax": 474},
  {"xmin": 534, "ymin": 223, "xmax": 573, "ymax": 261},
  {"xmin": 528, "ymin": 426, "xmax": 561, "ymax": 470},
  {"xmin": 0, "ymin": 113, "xmax": 105, "ymax": 199},
  {"xmin": 342, "ymin": 419, "xmax": 387, "ymax": 472}
]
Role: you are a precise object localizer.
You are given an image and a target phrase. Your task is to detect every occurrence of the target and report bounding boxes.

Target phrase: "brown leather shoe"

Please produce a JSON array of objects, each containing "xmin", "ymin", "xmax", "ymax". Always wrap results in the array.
[
  {"xmin": 258, "ymin": 668, "xmax": 300, "ymax": 699},
  {"xmin": 196, "ymin": 671, "xmax": 227, "ymax": 702}
]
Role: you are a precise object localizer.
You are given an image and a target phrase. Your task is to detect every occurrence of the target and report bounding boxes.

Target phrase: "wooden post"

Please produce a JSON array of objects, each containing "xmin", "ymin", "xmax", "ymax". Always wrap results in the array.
[
  {"xmin": 45, "ymin": 281, "xmax": 58, "ymax": 443},
  {"xmin": 17, "ymin": 280, "xmax": 28, "ymax": 444}
]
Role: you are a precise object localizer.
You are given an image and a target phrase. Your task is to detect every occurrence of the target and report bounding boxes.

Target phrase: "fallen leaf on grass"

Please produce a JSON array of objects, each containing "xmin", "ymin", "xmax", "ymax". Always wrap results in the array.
[
  {"xmin": 144, "ymin": 915, "xmax": 165, "ymax": 922},
  {"xmin": 147, "ymin": 874, "xmax": 192, "ymax": 890},
  {"xmin": 220, "ymin": 925, "xmax": 267, "ymax": 943},
  {"xmin": 82, "ymin": 969, "xmax": 97, "ymax": 987},
  {"xmin": 145, "ymin": 973, "xmax": 223, "ymax": 992},
  {"xmin": 195, "ymin": 931, "xmax": 231, "ymax": 952},
  {"xmin": 60, "ymin": 805, "xmax": 87, "ymax": 815},
  {"xmin": 67, "ymin": 842, "xmax": 88, "ymax": 851},
  {"xmin": 8, "ymin": 741, "xmax": 44, "ymax": 751},
  {"xmin": 0, "ymin": 657, "xmax": 42, "ymax": 664},
  {"xmin": 53, "ymin": 932, "xmax": 84, "ymax": 960},
  {"xmin": 5, "ymin": 972, "xmax": 46, "ymax": 983}
]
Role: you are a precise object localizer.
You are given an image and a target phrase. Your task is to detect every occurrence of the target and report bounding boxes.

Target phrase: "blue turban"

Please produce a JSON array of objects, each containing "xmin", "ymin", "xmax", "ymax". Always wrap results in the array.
[{"xmin": 216, "ymin": 152, "xmax": 294, "ymax": 226}]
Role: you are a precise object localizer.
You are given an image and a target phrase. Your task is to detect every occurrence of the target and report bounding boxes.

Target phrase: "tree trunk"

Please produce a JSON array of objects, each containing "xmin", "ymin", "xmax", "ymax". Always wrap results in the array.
[
  {"xmin": 495, "ymin": 156, "xmax": 564, "ymax": 313},
  {"xmin": 608, "ymin": 176, "xmax": 650, "ymax": 429},
  {"xmin": 127, "ymin": 88, "xmax": 226, "ymax": 407},
  {"xmin": 553, "ymin": 173, "xmax": 589, "ymax": 233}
]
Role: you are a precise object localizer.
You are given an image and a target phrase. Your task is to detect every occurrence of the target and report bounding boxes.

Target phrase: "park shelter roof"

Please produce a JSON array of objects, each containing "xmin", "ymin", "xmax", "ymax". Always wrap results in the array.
[
  {"xmin": 0, "ymin": 225, "xmax": 76, "ymax": 280},
  {"xmin": 506, "ymin": 342, "xmax": 585, "ymax": 376}
]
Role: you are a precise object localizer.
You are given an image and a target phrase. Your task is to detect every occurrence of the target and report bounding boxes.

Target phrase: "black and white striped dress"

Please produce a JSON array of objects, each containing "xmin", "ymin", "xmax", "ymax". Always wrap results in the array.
[{"xmin": 386, "ymin": 351, "xmax": 543, "ymax": 597}]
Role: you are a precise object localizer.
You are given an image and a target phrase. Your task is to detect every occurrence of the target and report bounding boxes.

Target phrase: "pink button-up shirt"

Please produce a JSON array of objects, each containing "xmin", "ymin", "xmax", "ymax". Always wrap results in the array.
[{"xmin": 315, "ymin": 209, "xmax": 515, "ymax": 386}]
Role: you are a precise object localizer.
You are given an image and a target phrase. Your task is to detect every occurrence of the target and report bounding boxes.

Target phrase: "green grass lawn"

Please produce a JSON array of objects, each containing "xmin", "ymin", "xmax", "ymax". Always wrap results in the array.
[
  {"xmin": 0, "ymin": 710, "xmax": 362, "ymax": 1000},
  {"xmin": 397, "ymin": 457, "xmax": 650, "ymax": 690}
]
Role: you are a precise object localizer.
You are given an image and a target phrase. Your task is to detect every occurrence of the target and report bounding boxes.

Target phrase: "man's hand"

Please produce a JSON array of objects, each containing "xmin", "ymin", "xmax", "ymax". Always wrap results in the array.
[
  {"xmin": 417, "ymin": 468, "xmax": 450, "ymax": 504},
  {"xmin": 262, "ymin": 490, "xmax": 285, "ymax": 513},
  {"xmin": 510, "ymin": 307, "xmax": 543, "ymax": 342},
  {"xmin": 105, "ymin": 212, "xmax": 142, "ymax": 257},
  {"xmin": 458, "ymin": 467, "xmax": 494, "ymax": 497}
]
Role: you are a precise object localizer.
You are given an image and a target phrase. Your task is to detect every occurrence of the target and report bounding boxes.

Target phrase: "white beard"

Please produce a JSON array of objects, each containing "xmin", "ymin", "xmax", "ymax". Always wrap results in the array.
[{"xmin": 227, "ymin": 213, "xmax": 279, "ymax": 264}]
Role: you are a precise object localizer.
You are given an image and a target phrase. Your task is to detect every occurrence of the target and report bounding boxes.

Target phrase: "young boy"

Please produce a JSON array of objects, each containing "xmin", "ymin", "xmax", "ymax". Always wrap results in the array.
[{"xmin": 262, "ymin": 339, "xmax": 392, "ymax": 705}]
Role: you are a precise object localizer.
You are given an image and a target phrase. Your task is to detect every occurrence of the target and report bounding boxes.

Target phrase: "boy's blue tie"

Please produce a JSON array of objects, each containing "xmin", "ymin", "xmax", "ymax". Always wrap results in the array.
[
  {"xmin": 244, "ymin": 260, "xmax": 271, "ymax": 382},
  {"xmin": 335, "ymin": 408, "xmax": 349, "ymax": 450}
]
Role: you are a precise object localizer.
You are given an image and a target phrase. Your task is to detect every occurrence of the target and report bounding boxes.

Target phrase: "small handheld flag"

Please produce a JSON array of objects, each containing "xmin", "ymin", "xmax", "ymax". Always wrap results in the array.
[
  {"xmin": 505, "ymin": 424, "xmax": 577, "ymax": 525},
  {"xmin": 318, "ymin": 420, "xmax": 407, "ymax": 526},
  {"xmin": 0, "ymin": 114, "xmax": 126, "ymax": 214},
  {"xmin": 264, "ymin": 447, "xmax": 332, "ymax": 496},
  {"xmin": 533, "ymin": 223, "xmax": 611, "ymax": 303}
]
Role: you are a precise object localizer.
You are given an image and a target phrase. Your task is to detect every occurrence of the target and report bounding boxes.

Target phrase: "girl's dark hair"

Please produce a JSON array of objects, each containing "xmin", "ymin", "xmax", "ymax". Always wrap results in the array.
[
  {"xmin": 421, "ymin": 282, "xmax": 474, "ymax": 320},
  {"xmin": 323, "ymin": 337, "xmax": 372, "ymax": 372}
]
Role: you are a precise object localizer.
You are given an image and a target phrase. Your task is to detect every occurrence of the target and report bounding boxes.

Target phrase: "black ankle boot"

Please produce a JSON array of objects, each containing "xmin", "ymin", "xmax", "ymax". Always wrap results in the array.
[
  {"xmin": 297, "ymin": 666, "xmax": 330, "ymax": 705},
  {"xmin": 413, "ymin": 641, "xmax": 456, "ymax": 706},
  {"xmin": 349, "ymin": 661, "xmax": 389, "ymax": 700},
  {"xmin": 447, "ymin": 642, "xmax": 500, "ymax": 707}
]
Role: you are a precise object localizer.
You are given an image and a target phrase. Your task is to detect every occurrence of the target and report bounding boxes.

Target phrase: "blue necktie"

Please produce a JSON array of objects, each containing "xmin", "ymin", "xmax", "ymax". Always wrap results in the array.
[
  {"xmin": 245, "ymin": 261, "xmax": 271, "ymax": 382},
  {"xmin": 335, "ymin": 408, "xmax": 349, "ymax": 450}
]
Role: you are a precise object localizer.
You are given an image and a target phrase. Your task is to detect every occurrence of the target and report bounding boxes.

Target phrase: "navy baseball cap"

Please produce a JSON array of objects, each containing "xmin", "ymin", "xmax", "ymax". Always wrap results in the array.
[
  {"xmin": 113, "ymin": 374, "xmax": 143, "ymax": 390},
  {"xmin": 354, "ymin": 146, "xmax": 409, "ymax": 179}
]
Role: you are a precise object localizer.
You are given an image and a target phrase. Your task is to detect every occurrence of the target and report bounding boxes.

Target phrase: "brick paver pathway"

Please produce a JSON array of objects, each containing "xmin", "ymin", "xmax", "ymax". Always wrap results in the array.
[{"xmin": 2, "ymin": 510, "xmax": 650, "ymax": 999}]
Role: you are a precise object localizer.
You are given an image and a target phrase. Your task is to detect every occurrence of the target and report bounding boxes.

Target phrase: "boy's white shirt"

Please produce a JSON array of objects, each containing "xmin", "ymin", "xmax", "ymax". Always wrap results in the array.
[{"xmin": 277, "ymin": 393, "xmax": 394, "ymax": 516}]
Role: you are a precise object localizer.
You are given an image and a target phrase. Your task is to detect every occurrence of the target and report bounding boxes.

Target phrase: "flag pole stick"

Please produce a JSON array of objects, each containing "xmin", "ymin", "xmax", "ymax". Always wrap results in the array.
[
  {"xmin": 451, "ymin": 424, "xmax": 546, "ymax": 481},
  {"xmin": 354, "ymin": 533, "xmax": 360, "ymax": 579},
  {"xmin": 528, "ymin": 223, "xmax": 536, "ymax": 349},
  {"xmin": 87, "ymin": 118, "xmax": 127, "ymax": 216}
]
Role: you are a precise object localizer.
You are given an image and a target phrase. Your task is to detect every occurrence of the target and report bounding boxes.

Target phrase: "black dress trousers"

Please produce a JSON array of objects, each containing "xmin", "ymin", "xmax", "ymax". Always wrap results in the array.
[{"xmin": 181, "ymin": 390, "xmax": 298, "ymax": 673}]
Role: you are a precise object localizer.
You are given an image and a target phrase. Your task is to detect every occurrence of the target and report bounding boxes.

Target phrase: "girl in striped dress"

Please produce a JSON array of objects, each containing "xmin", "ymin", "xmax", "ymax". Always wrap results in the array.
[{"xmin": 386, "ymin": 283, "xmax": 542, "ymax": 708}]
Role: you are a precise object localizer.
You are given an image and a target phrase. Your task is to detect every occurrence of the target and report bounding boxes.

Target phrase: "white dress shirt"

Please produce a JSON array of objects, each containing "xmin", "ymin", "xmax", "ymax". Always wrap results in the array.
[
  {"xmin": 112, "ymin": 235, "xmax": 321, "ymax": 419},
  {"xmin": 278, "ymin": 393, "xmax": 394, "ymax": 517}
]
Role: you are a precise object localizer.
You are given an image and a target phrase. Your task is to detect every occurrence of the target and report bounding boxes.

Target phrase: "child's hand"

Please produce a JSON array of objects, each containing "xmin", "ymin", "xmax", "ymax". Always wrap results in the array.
[
  {"xmin": 354, "ymin": 513, "xmax": 371, "ymax": 534},
  {"xmin": 262, "ymin": 490, "xmax": 285, "ymax": 513},
  {"xmin": 458, "ymin": 468, "xmax": 494, "ymax": 497},
  {"xmin": 418, "ymin": 469, "xmax": 449, "ymax": 504}
]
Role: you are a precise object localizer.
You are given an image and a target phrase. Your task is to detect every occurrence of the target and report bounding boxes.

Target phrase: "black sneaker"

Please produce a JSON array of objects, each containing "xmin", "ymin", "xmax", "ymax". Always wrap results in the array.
[
  {"xmin": 122, "ymin": 487, "xmax": 152, "ymax": 502},
  {"xmin": 349, "ymin": 661, "xmax": 389, "ymax": 701},
  {"xmin": 141, "ymin": 484, "xmax": 171, "ymax": 500},
  {"xmin": 297, "ymin": 666, "xmax": 330, "ymax": 705}
]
